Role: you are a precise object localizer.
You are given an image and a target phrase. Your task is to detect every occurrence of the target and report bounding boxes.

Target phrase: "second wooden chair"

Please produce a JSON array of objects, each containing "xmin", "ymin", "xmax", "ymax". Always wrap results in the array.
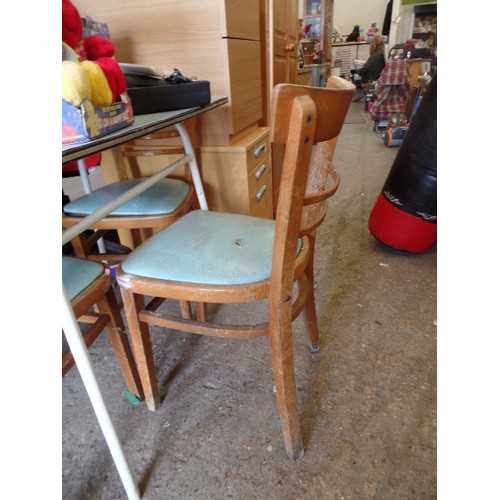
[{"xmin": 62, "ymin": 127, "xmax": 197, "ymax": 264}]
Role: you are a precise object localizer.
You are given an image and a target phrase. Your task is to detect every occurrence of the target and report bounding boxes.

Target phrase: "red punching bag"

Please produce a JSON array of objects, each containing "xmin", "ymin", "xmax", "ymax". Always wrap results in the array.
[{"xmin": 368, "ymin": 73, "xmax": 437, "ymax": 253}]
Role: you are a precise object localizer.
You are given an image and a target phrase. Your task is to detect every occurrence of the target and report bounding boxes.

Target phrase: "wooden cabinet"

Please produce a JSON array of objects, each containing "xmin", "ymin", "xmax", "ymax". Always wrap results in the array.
[
  {"xmin": 302, "ymin": 0, "xmax": 332, "ymax": 61},
  {"xmin": 78, "ymin": 0, "xmax": 263, "ymax": 146},
  {"xmin": 199, "ymin": 128, "xmax": 272, "ymax": 218}
]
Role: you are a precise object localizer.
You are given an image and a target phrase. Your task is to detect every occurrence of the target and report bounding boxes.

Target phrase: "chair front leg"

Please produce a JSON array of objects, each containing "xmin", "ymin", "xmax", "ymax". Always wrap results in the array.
[
  {"xmin": 97, "ymin": 290, "xmax": 144, "ymax": 400},
  {"xmin": 70, "ymin": 234, "xmax": 89, "ymax": 259},
  {"xmin": 120, "ymin": 287, "xmax": 161, "ymax": 410}
]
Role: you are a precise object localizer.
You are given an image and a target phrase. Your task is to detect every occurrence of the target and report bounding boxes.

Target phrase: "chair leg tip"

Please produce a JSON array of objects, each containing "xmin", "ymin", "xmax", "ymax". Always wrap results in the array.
[
  {"xmin": 284, "ymin": 434, "xmax": 305, "ymax": 462},
  {"xmin": 124, "ymin": 390, "xmax": 143, "ymax": 405},
  {"xmin": 146, "ymin": 397, "xmax": 161, "ymax": 411},
  {"xmin": 286, "ymin": 445, "xmax": 305, "ymax": 462},
  {"xmin": 309, "ymin": 341, "xmax": 320, "ymax": 353}
]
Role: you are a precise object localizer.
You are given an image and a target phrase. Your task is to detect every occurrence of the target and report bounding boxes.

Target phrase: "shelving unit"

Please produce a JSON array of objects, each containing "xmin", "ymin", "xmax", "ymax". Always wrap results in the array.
[{"xmin": 302, "ymin": 0, "xmax": 332, "ymax": 61}]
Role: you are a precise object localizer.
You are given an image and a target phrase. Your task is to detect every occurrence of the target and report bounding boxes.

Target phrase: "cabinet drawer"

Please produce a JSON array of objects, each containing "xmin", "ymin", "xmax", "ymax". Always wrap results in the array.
[
  {"xmin": 248, "ymin": 148, "xmax": 272, "ymax": 218},
  {"xmin": 243, "ymin": 130, "xmax": 269, "ymax": 175},
  {"xmin": 250, "ymin": 179, "xmax": 273, "ymax": 219},
  {"xmin": 248, "ymin": 158, "xmax": 270, "ymax": 196},
  {"xmin": 199, "ymin": 127, "xmax": 272, "ymax": 218}
]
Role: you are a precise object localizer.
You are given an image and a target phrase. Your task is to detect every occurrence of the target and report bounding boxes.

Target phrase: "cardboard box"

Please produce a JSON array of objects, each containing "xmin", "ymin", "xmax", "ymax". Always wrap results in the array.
[{"xmin": 62, "ymin": 93, "xmax": 134, "ymax": 145}]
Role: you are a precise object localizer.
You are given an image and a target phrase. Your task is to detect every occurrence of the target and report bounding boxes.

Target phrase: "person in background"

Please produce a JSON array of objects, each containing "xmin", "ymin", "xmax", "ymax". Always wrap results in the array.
[{"xmin": 352, "ymin": 34, "xmax": 386, "ymax": 85}]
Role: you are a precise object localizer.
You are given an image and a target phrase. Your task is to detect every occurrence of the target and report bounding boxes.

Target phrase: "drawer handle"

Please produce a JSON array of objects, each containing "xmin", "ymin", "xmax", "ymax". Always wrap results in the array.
[
  {"xmin": 255, "ymin": 185, "xmax": 267, "ymax": 201},
  {"xmin": 255, "ymin": 164, "xmax": 267, "ymax": 180},
  {"xmin": 253, "ymin": 143, "xmax": 267, "ymax": 159}
]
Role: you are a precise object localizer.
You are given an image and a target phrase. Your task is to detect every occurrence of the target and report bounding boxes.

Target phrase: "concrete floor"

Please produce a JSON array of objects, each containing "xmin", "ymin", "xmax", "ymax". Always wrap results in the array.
[{"xmin": 62, "ymin": 99, "xmax": 437, "ymax": 499}]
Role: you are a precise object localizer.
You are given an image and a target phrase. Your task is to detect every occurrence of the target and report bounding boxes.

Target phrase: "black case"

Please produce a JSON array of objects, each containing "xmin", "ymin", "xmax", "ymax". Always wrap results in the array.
[{"xmin": 127, "ymin": 81, "xmax": 211, "ymax": 115}]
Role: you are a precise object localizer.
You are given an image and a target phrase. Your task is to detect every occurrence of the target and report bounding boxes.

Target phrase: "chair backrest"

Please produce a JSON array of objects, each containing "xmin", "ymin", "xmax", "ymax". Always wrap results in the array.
[
  {"xmin": 268, "ymin": 80, "xmax": 355, "ymax": 313},
  {"xmin": 301, "ymin": 76, "xmax": 355, "ymax": 236},
  {"xmin": 270, "ymin": 77, "xmax": 355, "ymax": 145}
]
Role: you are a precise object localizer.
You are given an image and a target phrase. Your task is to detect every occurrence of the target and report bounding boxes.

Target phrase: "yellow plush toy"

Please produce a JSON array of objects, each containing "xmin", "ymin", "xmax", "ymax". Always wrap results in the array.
[
  {"xmin": 80, "ymin": 60, "xmax": 113, "ymax": 106},
  {"xmin": 62, "ymin": 60, "xmax": 90, "ymax": 107},
  {"xmin": 62, "ymin": 56, "xmax": 113, "ymax": 108}
]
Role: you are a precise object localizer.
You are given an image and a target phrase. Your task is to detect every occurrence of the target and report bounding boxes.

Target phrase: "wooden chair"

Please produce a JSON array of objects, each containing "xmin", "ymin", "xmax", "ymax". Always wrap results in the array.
[
  {"xmin": 63, "ymin": 256, "xmax": 143, "ymax": 400},
  {"xmin": 299, "ymin": 76, "xmax": 356, "ymax": 350},
  {"xmin": 115, "ymin": 81, "xmax": 354, "ymax": 461},
  {"xmin": 62, "ymin": 127, "xmax": 196, "ymax": 264}
]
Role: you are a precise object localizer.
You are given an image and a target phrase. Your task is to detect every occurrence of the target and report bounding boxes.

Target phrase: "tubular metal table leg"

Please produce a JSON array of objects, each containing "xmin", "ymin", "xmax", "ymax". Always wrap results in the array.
[
  {"xmin": 62, "ymin": 285, "xmax": 140, "ymax": 500},
  {"xmin": 175, "ymin": 122, "xmax": 208, "ymax": 210}
]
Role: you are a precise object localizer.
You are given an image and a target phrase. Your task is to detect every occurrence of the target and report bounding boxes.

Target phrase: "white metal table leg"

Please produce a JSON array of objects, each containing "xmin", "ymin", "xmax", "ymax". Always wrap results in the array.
[
  {"xmin": 62, "ymin": 285, "xmax": 140, "ymax": 500},
  {"xmin": 76, "ymin": 159, "xmax": 93, "ymax": 195},
  {"xmin": 76, "ymin": 159, "xmax": 107, "ymax": 254},
  {"xmin": 175, "ymin": 122, "xmax": 208, "ymax": 210}
]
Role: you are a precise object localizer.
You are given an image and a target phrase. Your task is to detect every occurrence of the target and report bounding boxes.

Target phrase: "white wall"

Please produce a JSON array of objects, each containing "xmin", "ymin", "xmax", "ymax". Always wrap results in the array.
[{"xmin": 332, "ymin": 0, "xmax": 389, "ymax": 39}]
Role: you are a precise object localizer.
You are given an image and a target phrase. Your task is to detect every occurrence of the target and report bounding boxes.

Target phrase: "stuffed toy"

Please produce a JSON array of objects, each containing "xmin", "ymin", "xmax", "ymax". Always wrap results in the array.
[
  {"xmin": 62, "ymin": 59, "xmax": 114, "ymax": 107},
  {"xmin": 62, "ymin": 0, "xmax": 127, "ymax": 106},
  {"xmin": 62, "ymin": 59, "xmax": 91, "ymax": 107}
]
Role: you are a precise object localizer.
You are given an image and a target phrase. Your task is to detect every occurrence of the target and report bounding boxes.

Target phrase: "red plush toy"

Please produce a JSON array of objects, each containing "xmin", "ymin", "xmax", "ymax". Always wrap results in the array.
[{"xmin": 62, "ymin": 0, "xmax": 127, "ymax": 103}]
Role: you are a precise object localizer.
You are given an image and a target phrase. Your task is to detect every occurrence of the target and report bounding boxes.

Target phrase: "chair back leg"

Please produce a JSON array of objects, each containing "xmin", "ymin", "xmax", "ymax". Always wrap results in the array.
[{"xmin": 302, "ymin": 231, "xmax": 320, "ymax": 352}]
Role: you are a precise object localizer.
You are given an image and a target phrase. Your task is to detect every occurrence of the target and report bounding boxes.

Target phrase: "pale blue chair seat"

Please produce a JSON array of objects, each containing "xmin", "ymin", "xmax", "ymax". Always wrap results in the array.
[
  {"xmin": 63, "ymin": 256, "xmax": 105, "ymax": 300},
  {"xmin": 121, "ymin": 210, "xmax": 283, "ymax": 285},
  {"xmin": 63, "ymin": 178, "xmax": 190, "ymax": 217}
]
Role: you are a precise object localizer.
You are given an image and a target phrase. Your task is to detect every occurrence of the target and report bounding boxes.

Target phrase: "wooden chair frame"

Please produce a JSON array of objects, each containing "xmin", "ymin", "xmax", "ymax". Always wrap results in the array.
[
  {"xmin": 116, "ymin": 79, "xmax": 355, "ymax": 461},
  {"xmin": 63, "ymin": 260, "xmax": 143, "ymax": 400}
]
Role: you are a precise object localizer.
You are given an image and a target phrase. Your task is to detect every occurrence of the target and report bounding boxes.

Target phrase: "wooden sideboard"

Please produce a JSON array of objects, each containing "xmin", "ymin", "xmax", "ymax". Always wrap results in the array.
[{"xmin": 297, "ymin": 68, "xmax": 312, "ymax": 86}]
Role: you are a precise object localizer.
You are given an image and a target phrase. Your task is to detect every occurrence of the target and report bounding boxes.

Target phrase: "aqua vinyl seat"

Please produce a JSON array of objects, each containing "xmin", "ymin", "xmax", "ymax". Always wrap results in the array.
[{"xmin": 121, "ymin": 210, "xmax": 277, "ymax": 285}]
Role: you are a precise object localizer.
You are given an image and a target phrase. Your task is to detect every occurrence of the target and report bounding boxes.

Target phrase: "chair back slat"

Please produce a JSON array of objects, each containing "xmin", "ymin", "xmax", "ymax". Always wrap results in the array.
[
  {"xmin": 270, "ymin": 77, "xmax": 355, "ymax": 144},
  {"xmin": 271, "ymin": 78, "xmax": 355, "ymax": 240}
]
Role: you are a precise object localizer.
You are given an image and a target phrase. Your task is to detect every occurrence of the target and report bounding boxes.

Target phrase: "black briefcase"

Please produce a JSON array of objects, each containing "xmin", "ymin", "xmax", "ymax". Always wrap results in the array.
[{"xmin": 120, "ymin": 64, "xmax": 211, "ymax": 115}]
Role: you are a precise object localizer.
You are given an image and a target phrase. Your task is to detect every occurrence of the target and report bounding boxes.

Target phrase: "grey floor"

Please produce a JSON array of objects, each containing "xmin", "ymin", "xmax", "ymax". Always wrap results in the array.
[{"xmin": 62, "ymin": 99, "xmax": 437, "ymax": 499}]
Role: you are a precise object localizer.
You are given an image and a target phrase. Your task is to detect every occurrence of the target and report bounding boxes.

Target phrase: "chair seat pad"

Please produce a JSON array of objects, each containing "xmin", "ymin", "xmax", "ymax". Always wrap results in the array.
[
  {"xmin": 63, "ymin": 256, "xmax": 105, "ymax": 300},
  {"xmin": 63, "ymin": 178, "xmax": 190, "ymax": 216},
  {"xmin": 121, "ymin": 210, "xmax": 277, "ymax": 285}
]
